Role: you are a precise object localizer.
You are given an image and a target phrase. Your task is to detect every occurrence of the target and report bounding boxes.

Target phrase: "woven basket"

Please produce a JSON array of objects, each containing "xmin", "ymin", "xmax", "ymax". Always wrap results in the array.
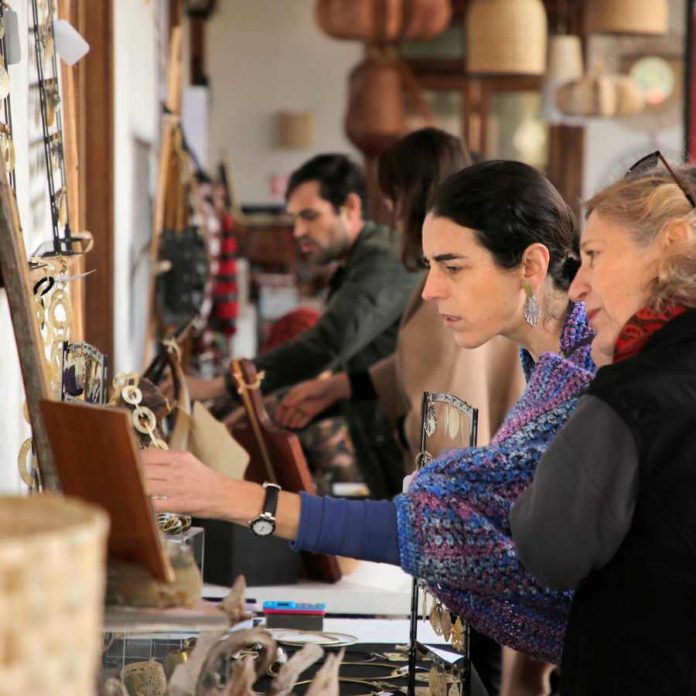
[
  {"xmin": 467, "ymin": 0, "xmax": 547, "ymax": 76},
  {"xmin": 0, "ymin": 495, "xmax": 109, "ymax": 696},
  {"xmin": 556, "ymin": 74, "xmax": 644, "ymax": 118},
  {"xmin": 586, "ymin": 0, "xmax": 668, "ymax": 35},
  {"xmin": 315, "ymin": 0, "xmax": 451, "ymax": 43}
]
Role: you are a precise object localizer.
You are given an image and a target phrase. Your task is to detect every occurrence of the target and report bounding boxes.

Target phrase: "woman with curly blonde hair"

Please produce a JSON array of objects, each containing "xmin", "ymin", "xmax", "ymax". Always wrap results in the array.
[{"xmin": 512, "ymin": 154, "xmax": 696, "ymax": 695}]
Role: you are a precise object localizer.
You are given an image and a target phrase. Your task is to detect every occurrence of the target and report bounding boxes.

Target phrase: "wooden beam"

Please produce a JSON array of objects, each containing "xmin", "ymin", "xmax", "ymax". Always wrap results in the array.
[
  {"xmin": 58, "ymin": 0, "xmax": 85, "ymax": 343},
  {"xmin": 78, "ymin": 0, "xmax": 114, "ymax": 359}
]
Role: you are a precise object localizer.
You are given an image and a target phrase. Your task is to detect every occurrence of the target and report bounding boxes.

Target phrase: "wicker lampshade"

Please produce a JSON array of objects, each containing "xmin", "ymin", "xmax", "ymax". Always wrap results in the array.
[
  {"xmin": 467, "ymin": 0, "xmax": 548, "ymax": 76},
  {"xmin": 0, "ymin": 495, "xmax": 108, "ymax": 696},
  {"xmin": 546, "ymin": 35, "xmax": 583, "ymax": 84},
  {"xmin": 587, "ymin": 0, "xmax": 668, "ymax": 35}
]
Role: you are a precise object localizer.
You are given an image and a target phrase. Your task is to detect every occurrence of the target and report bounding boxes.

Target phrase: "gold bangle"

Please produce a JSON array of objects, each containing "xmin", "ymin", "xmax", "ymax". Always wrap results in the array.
[{"xmin": 17, "ymin": 438, "xmax": 35, "ymax": 487}]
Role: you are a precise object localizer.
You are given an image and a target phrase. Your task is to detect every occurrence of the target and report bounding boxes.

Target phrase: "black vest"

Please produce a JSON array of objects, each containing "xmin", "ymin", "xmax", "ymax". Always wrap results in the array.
[{"xmin": 561, "ymin": 310, "xmax": 696, "ymax": 696}]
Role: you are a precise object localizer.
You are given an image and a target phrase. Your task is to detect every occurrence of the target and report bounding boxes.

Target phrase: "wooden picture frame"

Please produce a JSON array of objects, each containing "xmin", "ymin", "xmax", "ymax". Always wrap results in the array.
[{"xmin": 41, "ymin": 399, "xmax": 174, "ymax": 582}]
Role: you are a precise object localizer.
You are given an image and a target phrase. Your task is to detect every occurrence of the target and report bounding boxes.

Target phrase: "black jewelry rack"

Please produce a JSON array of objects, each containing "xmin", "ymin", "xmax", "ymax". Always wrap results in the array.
[
  {"xmin": 407, "ymin": 390, "xmax": 478, "ymax": 696},
  {"xmin": 30, "ymin": 0, "xmax": 79, "ymax": 256}
]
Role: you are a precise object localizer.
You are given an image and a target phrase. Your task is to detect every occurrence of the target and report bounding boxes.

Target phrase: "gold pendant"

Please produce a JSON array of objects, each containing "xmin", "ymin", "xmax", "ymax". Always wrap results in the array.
[
  {"xmin": 451, "ymin": 617, "xmax": 466, "ymax": 653},
  {"xmin": 441, "ymin": 608, "xmax": 453, "ymax": 642},
  {"xmin": 57, "ymin": 189, "xmax": 68, "ymax": 225},
  {"xmin": 421, "ymin": 588, "xmax": 429, "ymax": 625},
  {"xmin": 447, "ymin": 405, "xmax": 459, "ymax": 440},
  {"xmin": 430, "ymin": 600, "xmax": 443, "ymax": 636},
  {"xmin": 428, "ymin": 667, "xmax": 448, "ymax": 696},
  {"xmin": 449, "ymin": 681, "xmax": 462, "ymax": 696}
]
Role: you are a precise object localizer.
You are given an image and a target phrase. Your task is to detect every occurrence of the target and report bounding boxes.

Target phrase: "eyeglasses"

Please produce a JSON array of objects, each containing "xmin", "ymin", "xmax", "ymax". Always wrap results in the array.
[{"xmin": 625, "ymin": 150, "xmax": 696, "ymax": 209}]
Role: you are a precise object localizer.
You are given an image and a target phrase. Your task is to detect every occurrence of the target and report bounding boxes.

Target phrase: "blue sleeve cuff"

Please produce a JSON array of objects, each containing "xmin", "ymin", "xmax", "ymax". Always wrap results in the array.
[{"xmin": 291, "ymin": 492, "xmax": 400, "ymax": 566}]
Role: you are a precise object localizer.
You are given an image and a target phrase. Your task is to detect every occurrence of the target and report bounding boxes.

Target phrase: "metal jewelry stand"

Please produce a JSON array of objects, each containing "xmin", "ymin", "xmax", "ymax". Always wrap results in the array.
[{"xmin": 407, "ymin": 390, "xmax": 478, "ymax": 696}]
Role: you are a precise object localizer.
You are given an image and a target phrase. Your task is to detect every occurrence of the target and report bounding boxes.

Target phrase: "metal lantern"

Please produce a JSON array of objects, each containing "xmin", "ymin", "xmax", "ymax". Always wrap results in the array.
[
  {"xmin": 586, "ymin": 0, "xmax": 668, "ymax": 35},
  {"xmin": 467, "ymin": 0, "xmax": 548, "ymax": 76}
]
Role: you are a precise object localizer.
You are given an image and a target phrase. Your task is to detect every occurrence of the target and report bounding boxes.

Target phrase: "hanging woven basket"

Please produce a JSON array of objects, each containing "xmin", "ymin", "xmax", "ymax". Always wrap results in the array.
[
  {"xmin": 556, "ymin": 74, "xmax": 645, "ymax": 118},
  {"xmin": 467, "ymin": 0, "xmax": 548, "ymax": 76},
  {"xmin": 586, "ymin": 0, "xmax": 668, "ymax": 35},
  {"xmin": 315, "ymin": 0, "xmax": 451, "ymax": 44},
  {"xmin": 0, "ymin": 495, "xmax": 109, "ymax": 696},
  {"xmin": 546, "ymin": 35, "xmax": 584, "ymax": 85},
  {"xmin": 345, "ymin": 49, "xmax": 408, "ymax": 156}
]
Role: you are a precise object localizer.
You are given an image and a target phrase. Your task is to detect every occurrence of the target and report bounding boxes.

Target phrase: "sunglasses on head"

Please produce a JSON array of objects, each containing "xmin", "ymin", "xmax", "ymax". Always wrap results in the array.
[{"xmin": 625, "ymin": 150, "xmax": 696, "ymax": 209}]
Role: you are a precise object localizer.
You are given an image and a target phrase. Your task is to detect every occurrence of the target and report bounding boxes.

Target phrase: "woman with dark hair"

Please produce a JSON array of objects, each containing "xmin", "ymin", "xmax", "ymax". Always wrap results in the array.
[
  {"xmin": 275, "ymin": 128, "xmax": 525, "ymax": 461},
  {"xmin": 143, "ymin": 160, "xmax": 595, "ymax": 669}
]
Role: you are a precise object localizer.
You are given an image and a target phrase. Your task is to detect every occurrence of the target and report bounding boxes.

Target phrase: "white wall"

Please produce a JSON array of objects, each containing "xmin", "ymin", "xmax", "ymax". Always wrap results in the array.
[
  {"xmin": 207, "ymin": 0, "xmax": 361, "ymax": 206},
  {"xmin": 113, "ymin": 0, "xmax": 160, "ymax": 373}
]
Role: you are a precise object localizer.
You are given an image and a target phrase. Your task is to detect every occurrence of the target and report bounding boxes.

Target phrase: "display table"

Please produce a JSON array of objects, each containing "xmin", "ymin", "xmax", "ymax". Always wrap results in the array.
[{"xmin": 204, "ymin": 561, "xmax": 415, "ymax": 617}]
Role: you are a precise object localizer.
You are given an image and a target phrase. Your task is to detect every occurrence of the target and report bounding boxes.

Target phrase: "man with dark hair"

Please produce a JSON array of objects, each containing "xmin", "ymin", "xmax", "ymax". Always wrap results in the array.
[{"xmin": 185, "ymin": 154, "xmax": 421, "ymax": 498}]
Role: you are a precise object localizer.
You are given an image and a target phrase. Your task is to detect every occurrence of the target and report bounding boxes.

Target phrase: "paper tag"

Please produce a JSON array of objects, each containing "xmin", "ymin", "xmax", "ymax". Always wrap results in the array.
[
  {"xmin": 54, "ymin": 18, "xmax": 90, "ymax": 65},
  {"xmin": 4, "ymin": 9, "xmax": 20, "ymax": 66}
]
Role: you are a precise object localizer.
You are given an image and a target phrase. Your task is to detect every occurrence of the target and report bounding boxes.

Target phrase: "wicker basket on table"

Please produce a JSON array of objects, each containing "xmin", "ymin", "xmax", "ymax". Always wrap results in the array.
[{"xmin": 0, "ymin": 495, "xmax": 109, "ymax": 696}]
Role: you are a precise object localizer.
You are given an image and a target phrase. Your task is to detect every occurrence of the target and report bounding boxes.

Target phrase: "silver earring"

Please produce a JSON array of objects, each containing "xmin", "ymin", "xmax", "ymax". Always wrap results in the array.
[{"xmin": 523, "ymin": 285, "xmax": 542, "ymax": 327}]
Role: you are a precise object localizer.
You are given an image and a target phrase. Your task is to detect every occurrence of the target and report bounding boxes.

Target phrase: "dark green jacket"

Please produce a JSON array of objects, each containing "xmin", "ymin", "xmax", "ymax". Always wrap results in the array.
[{"xmin": 255, "ymin": 221, "xmax": 422, "ymax": 498}]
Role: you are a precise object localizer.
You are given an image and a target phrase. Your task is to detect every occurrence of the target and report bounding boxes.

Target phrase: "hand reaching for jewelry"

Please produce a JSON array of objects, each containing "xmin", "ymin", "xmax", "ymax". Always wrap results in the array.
[
  {"xmin": 141, "ymin": 449, "xmax": 301, "ymax": 539},
  {"xmin": 142, "ymin": 448, "xmax": 240, "ymax": 519},
  {"xmin": 274, "ymin": 373, "xmax": 351, "ymax": 430}
]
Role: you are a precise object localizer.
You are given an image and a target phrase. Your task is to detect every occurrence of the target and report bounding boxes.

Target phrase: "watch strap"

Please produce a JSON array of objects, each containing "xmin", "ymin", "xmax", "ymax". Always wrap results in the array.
[{"xmin": 262, "ymin": 482, "xmax": 281, "ymax": 517}]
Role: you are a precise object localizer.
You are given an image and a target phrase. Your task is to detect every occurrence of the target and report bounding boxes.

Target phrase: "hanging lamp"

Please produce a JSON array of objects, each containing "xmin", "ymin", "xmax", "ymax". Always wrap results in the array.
[
  {"xmin": 466, "ymin": 0, "xmax": 548, "ymax": 76},
  {"xmin": 542, "ymin": 34, "xmax": 584, "ymax": 123},
  {"xmin": 547, "ymin": 35, "xmax": 583, "ymax": 84},
  {"xmin": 586, "ymin": 0, "xmax": 668, "ymax": 35}
]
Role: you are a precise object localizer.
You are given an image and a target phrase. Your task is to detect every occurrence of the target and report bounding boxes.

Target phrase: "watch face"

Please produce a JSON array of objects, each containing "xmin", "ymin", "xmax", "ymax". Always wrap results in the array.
[{"xmin": 251, "ymin": 518, "xmax": 275, "ymax": 536}]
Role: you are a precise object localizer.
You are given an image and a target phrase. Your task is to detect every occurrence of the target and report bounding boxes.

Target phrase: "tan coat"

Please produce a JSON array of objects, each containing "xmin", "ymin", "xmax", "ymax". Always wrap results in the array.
[{"xmin": 369, "ymin": 278, "xmax": 526, "ymax": 466}]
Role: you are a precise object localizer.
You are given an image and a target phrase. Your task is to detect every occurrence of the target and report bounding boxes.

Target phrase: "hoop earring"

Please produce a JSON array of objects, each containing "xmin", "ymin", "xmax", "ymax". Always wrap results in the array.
[{"xmin": 523, "ymin": 281, "xmax": 541, "ymax": 327}]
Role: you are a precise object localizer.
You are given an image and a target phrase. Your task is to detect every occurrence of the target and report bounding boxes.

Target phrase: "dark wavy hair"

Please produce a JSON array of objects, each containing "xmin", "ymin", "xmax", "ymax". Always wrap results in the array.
[
  {"xmin": 428, "ymin": 160, "xmax": 580, "ymax": 290},
  {"xmin": 378, "ymin": 128, "xmax": 471, "ymax": 270},
  {"xmin": 286, "ymin": 154, "xmax": 367, "ymax": 214}
]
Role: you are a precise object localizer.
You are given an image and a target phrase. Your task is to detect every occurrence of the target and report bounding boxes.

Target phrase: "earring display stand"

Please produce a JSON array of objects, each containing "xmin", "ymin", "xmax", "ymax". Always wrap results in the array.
[{"xmin": 407, "ymin": 390, "xmax": 478, "ymax": 696}]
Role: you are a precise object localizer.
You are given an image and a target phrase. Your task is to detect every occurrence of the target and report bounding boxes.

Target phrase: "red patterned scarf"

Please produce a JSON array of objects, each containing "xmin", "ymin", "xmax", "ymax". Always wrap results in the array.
[{"xmin": 613, "ymin": 305, "xmax": 687, "ymax": 363}]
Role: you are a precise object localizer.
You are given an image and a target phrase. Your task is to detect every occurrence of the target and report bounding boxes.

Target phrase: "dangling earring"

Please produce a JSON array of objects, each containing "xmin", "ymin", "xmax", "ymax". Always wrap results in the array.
[{"xmin": 523, "ymin": 281, "xmax": 541, "ymax": 327}]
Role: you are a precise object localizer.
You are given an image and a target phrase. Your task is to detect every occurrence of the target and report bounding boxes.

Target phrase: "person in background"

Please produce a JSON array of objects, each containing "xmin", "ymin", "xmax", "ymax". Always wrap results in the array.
[
  {"xmin": 179, "ymin": 154, "xmax": 422, "ymax": 499},
  {"xmin": 511, "ymin": 158, "xmax": 696, "ymax": 695},
  {"xmin": 276, "ymin": 128, "xmax": 524, "ymax": 464},
  {"xmin": 275, "ymin": 128, "xmax": 526, "ymax": 696},
  {"xmin": 144, "ymin": 162, "xmax": 595, "ymax": 684}
]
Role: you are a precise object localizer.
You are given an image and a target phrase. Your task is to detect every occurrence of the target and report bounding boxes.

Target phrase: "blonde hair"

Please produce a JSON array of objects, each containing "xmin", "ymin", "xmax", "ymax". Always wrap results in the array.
[{"xmin": 586, "ymin": 164, "xmax": 696, "ymax": 311}]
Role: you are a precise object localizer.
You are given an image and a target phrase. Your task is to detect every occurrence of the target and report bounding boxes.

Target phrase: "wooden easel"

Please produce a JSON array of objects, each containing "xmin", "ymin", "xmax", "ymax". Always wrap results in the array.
[{"xmin": 144, "ymin": 25, "xmax": 184, "ymax": 367}]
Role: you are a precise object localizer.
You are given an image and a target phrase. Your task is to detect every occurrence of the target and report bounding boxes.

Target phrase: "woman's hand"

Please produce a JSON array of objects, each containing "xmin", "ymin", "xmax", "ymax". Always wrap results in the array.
[
  {"xmin": 141, "ymin": 449, "xmax": 301, "ymax": 540},
  {"xmin": 274, "ymin": 373, "xmax": 351, "ymax": 430},
  {"xmin": 142, "ymin": 448, "xmax": 245, "ymax": 520}
]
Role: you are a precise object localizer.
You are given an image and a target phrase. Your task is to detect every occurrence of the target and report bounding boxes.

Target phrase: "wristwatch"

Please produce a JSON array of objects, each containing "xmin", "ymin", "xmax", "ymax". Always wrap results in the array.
[{"xmin": 249, "ymin": 482, "xmax": 281, "ymax": 537}]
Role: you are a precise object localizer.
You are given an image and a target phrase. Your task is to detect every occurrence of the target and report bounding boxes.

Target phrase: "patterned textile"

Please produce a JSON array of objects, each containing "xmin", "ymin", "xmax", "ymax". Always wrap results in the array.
[
  {"xmin": 395, "ymin": 302, "xmax": 595, "ymax": 664},
  {"xmin": 210, "ymin": 211, "xmax": 239, "ymax": 336},
  {"xmin": 613, "ymin": 305, "xmax": 687, "ymax": 363}
]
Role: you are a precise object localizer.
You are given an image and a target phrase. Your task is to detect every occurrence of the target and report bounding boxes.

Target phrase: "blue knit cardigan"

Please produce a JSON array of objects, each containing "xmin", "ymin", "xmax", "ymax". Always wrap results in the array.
[{"xmin": 395, "ymin": 302, "xmax": 595, "ymax": 663}]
